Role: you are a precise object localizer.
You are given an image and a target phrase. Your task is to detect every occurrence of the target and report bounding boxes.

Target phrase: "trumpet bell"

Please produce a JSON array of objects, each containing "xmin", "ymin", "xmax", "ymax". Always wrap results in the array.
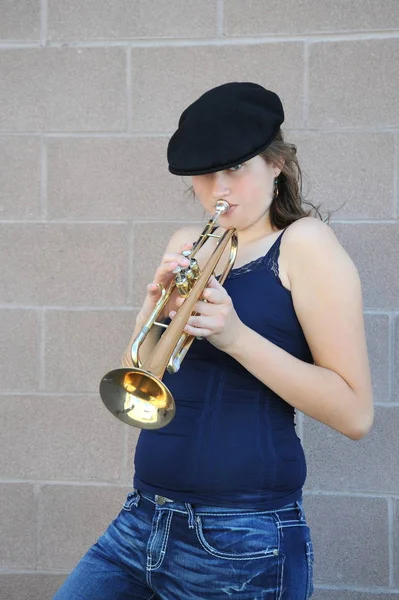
[{"xmin": 99, "ymin": 368, "xmax": 176, "ymax": 430}]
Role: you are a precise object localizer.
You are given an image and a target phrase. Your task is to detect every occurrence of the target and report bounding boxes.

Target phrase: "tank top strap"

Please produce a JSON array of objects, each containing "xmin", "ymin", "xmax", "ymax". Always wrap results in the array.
[{"xmin": 264, "ymin": 227, "xmax": 288, "ymax": 281}]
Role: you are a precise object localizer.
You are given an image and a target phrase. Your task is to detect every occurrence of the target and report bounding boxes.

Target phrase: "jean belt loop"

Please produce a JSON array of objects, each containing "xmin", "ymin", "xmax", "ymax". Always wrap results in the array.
[
  {"xmin": 185, "ymin": 503, "xmax": 195, "ymax": 529},
  {"xmin": 132, "ymin": 489, "xmax": 141, "ymax": 508},
  {"xmin": 295, "ymin": 500, "xmax": 304, "ymax": 521}
]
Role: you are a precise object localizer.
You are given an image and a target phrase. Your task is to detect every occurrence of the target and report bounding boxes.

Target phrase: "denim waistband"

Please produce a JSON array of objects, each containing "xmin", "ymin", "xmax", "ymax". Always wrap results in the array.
[{"xmin": 135, "ymin": 489, "xmax": 305, "ymax": 520}]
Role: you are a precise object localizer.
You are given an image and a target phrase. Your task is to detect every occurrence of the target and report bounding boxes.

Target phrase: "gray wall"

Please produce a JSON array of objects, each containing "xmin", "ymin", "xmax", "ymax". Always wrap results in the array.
[{"xmin": 0, "ymin": 1, "xmax": 398, "ymax": 599}]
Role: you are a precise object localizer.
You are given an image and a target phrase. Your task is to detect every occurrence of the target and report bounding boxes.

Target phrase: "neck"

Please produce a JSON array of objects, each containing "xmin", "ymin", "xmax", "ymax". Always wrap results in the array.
[{"xmin": 236, "ymin": 213, "xmax": 277, "ymax": 245}]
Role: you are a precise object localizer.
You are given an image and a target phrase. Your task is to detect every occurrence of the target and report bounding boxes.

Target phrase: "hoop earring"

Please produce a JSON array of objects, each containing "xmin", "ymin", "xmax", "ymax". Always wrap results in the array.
[{"xmin": 273, "ymin": 178, "xmax": 279, "ymax": 199}]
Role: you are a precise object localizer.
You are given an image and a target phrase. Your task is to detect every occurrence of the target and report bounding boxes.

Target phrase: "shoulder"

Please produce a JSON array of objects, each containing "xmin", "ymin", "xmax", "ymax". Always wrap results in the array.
[
  {"xmin": 283, "ymin": 217, "xmax": 361, "ymax": 294},
  {"xmin": 284, "ymin": 216, "xmax": 353, "ymax": 269},
  {"xmin": 284, "ymin": 216, "xmax": 336, "ymax": 246},
  {"xmin": 164, "ymin": 223, "xmax": 203, "ymax": 253}
]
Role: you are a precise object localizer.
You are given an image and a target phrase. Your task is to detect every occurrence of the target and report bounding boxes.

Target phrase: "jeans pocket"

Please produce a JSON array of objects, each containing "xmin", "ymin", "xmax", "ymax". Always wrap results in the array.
[
  {"xmin": 305, "ymin": 540, "xmax": 314, "ymax": 599},
  {"xmin": 195, "ymin": 512, "xmax": 280, "ymax": 560},
  {"xmin": 122, "ymin": 490, "xmax": 140, "ymax": 511}
]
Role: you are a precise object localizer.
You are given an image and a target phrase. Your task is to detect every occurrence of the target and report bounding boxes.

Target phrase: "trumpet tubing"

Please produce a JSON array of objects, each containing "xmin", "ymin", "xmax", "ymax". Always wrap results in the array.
[{"xmin": 99, "ymin": 200, "xmax": 238, "ymax": 430}]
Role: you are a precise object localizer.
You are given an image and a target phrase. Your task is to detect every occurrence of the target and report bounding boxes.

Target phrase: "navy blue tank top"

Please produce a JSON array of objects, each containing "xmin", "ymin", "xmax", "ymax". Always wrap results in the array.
[{"xmin": 134, "ymin": 230, "xmax": 313, "ymax": 509}]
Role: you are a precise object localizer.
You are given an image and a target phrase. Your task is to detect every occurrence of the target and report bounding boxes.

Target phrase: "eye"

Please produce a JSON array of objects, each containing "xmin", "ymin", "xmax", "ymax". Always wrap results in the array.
[{"xmin": 228, "ymin": 163, "xmax": 243, "ymax": 172}]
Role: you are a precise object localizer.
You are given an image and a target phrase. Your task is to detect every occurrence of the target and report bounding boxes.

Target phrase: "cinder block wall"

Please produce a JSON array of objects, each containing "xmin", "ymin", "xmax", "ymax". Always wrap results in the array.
[{"xmin": 0, "ymin": 2, "xmax": 398, "ymax": 599}]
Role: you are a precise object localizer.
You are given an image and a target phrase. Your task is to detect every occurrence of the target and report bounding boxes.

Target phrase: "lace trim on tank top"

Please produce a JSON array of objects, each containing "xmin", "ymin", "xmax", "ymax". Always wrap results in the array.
[{"xmin": 227, "ymin": 229, "xmax": 286, "ymax": 280}]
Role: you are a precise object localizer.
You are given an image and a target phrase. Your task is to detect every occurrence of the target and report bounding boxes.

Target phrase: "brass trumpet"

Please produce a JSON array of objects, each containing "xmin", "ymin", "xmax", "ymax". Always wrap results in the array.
[{"xmin": 99, "ymin": 200, "xmax": 238, "ymax": 430}]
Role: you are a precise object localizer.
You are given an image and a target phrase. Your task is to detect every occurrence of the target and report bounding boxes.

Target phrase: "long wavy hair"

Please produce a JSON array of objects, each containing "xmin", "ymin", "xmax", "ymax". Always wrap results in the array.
[{"xmin": 260, "ymin": 129, "xmax": 325, "ymax": 229}]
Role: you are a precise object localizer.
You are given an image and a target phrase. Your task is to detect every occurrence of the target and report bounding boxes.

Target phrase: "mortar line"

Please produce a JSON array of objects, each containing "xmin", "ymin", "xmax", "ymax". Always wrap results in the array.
[
  {"xmin": 126, "ymin": 47, "xmax": 133, "ymax": 133},
  {"xmin": 33, "ymin": 483, "xmax": 41, "ymax": 570},
  {"xmin": 313, "ymin": 583, "xmax": 399, "ymax": 593},
  {"xmin": 36, "ymin": 29, "xmax": 399, "ymax": 47},
  {"xmin": 296, "ymin": 411, "xmax": 304, "ymax": 443},
  {"xmin": 216, "ymin": 0, "xmax": 224, "ymax": 37},
  {"xmin": 0, "ymin": 218, "xmax": 198, "ymax": 224},
  {"xmin": 303, "ymin": 42, "xmax": 310, "ymax": 127},
  {"xmin": 40, "ymin": 0, "xmax": 48, "ymax": 47},
  {"xmin": 40, "ymin": 137, "xmax": 48, "ymax": 219},
  {"xmin": 0, "ymin": 132, "xmax": 170, "ymax": 138},
  {"xmin": 38, "ymin": 309, "xmax": 46, "ymax": 391},
  {"xmin": 0, "ymin": 479, "xmax": 132, "ymax": 487},
  {"xmin": 388, "ymin": 497, "xmax": 395, "ymax": 587},
  {"xmin": 331, "ymin": 219, "xmax": 398, "ymax": 224},
  {"xmin": 364, "ymin": 309, "xmax": 398, "ymax": 316},
  {"xmin": 0, "ymin": 42, "xmax": 41, "ymax": 49},
  {"xmin": 127, "ymin": 221, "xmax": 134, "ymax": 304},
  {"xmin": 0, "ymin": 568, "xmax": 72, "ymax": 575},
  {"xmin": 390, "ymin": 315, "xmax": 397, "ymax": 403},
  {"xmin": 0, "ymin": 392, "xmax": 99, "ymax": 397},
  {"xmin": 0, "ymin": 304, "xmax": 137, "ymax": 311},
  {"xmin": 304, "ymin": 490, "xmax": 399, "ymax": 499},
  {"xmin": 122, "ymin": 426, "xmax": 130, "ymax": 486},
  {"xmin": 394, "ymin": 133, "xmax": 399, "ymax": 218},
  {"xmin": 2, "ymin": 29, "xmax": 399, "ymax": 51}
]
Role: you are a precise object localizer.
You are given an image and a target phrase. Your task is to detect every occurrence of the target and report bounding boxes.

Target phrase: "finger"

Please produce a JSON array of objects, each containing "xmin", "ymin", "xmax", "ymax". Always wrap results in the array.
[
  {"xmin": 206, "ymin": 275, "xmax": 224, "ymax": 290},
  {"xmin": 184, "ymin": 323, "xmax": 212, "ymax": 338},
  {"xmin": 192, "ymin": 300, "xmax": 220, "ymax": 316},
  {"xmin": 170, "ymin": 299, "xmax": 218, "ymax": 320},
  {"xmin": 146, "ymin": 283, "xmax": 161, "ymax": 295},
  {"xmin": 162, "ymin": 253, "xmax": 191, "ymax": 268},
  {"xmin": 180, "ymin": 241, "xmax": 194, "ymax": 253},
  {"xmin": 201, "ymin": 286, "xmax": 226, "ymax": 304},
  {"xmin": 155, "ymin": 259, "xmax": 188, "ymax": 280},
  {"xmin": 169, "ymin": 310, "xmax": 210, "ymax": 335},
  {"xmin": 154, "ymin": 263, "xmax": 177, "ymax": 282},
  {"xmin": 186, "ymin": 314, "xmax": 214, "ymax": 328},
  {"xmin": 174, "ymin": 287, "xmax": 225, "ymax": 308}
]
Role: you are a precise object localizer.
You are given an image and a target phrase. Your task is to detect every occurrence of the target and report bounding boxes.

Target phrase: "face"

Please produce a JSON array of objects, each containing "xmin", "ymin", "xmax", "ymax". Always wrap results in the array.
[{"xmin": 191, "ymin": 156, "xmax": 281, "ymax": 232}]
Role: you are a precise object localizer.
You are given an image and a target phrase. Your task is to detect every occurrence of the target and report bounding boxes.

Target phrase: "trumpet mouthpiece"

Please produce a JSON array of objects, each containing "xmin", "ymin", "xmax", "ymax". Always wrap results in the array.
[{"xmin": 215, "ymin": 200, "xmax": 230, "ymax": 214}]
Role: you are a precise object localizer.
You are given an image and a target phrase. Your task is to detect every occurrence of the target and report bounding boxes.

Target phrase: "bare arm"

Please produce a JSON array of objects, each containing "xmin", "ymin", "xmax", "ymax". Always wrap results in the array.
[{"xmin": 228, "ymin": 218, "xmax": 373, "ymax": 439}]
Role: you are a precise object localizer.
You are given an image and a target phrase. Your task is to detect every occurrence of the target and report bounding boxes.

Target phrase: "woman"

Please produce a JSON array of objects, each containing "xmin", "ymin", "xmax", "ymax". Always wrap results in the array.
[{"xmin": 54, "ymin": 82, "xmax": 373, "ymax": 599}]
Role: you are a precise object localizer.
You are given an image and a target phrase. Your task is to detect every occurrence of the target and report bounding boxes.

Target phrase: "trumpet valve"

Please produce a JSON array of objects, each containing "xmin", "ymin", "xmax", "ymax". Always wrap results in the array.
[
  {"xmin": 188, "ymin": 258, "xmax": 200, "ymax": 279},
  {"xmin": 175, "ymin": 258, "xmax": 201, "ymax": 297},
  {"xmin": 175, "ymin": 273, "xmax": 190, "ymax": 298}
]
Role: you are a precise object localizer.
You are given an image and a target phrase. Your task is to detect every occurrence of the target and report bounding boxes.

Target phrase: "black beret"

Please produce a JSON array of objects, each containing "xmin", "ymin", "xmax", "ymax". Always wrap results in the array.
[{"xmin": 167, "ymin": 82, "xmax": 284, "ymax": 176}]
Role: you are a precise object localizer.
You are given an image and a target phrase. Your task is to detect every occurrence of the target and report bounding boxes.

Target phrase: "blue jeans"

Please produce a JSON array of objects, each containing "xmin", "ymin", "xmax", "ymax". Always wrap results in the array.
[{"xmin": 53, "ymin": 490, "xmax": 314, "ymax": 599}]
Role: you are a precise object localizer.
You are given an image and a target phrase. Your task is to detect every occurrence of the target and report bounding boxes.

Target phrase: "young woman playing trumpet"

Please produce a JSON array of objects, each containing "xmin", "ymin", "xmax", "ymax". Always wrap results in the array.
[{"xmin": 54, "ymin": 82, "xmax": 373, "ymax": 600}]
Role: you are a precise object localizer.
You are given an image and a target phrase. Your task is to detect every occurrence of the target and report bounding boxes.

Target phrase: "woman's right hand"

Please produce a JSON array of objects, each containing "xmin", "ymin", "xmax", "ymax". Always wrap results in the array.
[{"xmin": 136, "ymin": 242, "xmax": 194, "ymax": 326}]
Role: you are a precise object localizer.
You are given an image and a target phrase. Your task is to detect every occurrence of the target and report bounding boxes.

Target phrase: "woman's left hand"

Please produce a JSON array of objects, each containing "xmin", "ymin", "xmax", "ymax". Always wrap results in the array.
[{"xmin": 169, "ymin": 276, "xmax": 243, "ymax": 353}]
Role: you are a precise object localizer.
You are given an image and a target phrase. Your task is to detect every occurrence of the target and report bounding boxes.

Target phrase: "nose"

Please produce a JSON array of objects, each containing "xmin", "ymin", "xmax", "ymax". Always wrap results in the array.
[{"xmin": 210, "ymin": 171, "xmax": 230, "ymax": 199}]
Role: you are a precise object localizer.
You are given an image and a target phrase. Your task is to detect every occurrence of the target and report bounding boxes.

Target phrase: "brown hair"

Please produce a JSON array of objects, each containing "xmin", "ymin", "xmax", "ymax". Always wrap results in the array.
[{"xmin": 261, "ymin": 129, "xmax": 325, "ymax": 229}]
